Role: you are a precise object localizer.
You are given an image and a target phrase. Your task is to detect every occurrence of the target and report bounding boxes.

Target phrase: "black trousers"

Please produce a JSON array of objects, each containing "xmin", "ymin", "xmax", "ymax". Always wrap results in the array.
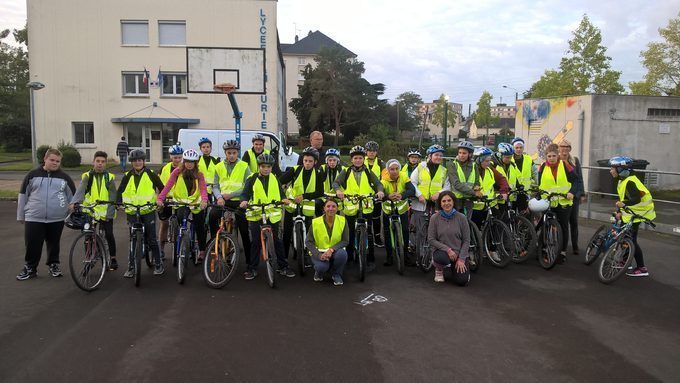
[
  {"xmin": 248, "ymin": 221, "xmax": 286, "ymax": 271},
  {"xmin": 553, "ymin": 205, "xmax": 572, "ymax": 253},
  {"xmin": 567, "ymin": 198, "xmax": 580, "ymax": 251},
  {"xmin": 282, "ymin": 210, "xmax": 312, "ymax": 260},
  {"xmin": 346, "ymin": 214, "xmax": 375, "ymax": 263},
  {"xmin": 176, "ymin": 207, "xmax": 207, "ymax": 252},
  {"xmin": 24, "ymin": 221, "xmax": 65, "ymax": 269},
  {"xmin": 100, "ymin": 219, "xmax": 117, "ymax": 259},
  {"xmin": 126, "ymin": 212, "xmax": 161, "ymax": 266},
  {"xmin": 631, "ymin": 222, "xmax": 645, "ymax": 268},
  {"xmin": 208, "ymin": 202, "xmax": 252, "ymax": 265},
  {"xmin": 433, "ymin": 250, "xmax": 470, "ymax": 286}
]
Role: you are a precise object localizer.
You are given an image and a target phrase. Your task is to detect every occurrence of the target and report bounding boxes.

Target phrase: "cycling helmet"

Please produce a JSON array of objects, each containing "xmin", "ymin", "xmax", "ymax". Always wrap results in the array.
[
  {"xmin": 301, "ymin": 146, "xmax": 320, "ymax": 161},
  {"xmin": 608, "ymin": 156, "xmax": 633, "ymax": 168},
  {"xmin": 349, "ymin": 145, "xmax": 366, "ymax": 157},
  {"xmin": 222, "ymin": 140, "xmax": 240, "ymax": 151},
  {"xmin": 407, "ymin": 149, "xmax": 422, "ymax": 158},
  {"xmin": 497, "ymin": 142, "xmax": 514, "ymax": 156},
  {"xmin": 426, "ymin": 144, "xmax": 445, "ymax": 155},
  {"xmin": 129, "ymin": 149, "xmax": 146, "ymax": 161},
  {"xmin": 492, "ymin": 152, "xmax": 504, "ymax": 164},
  {"xmin": 365, "ymin": 141, "xmax": 379, "ymax": 151},
  {"xmin": 325, "ymin": 148, "xmax": 340, "ymax": 158},
  {"xmin": 528, "ymin": 198, "xmax": 550, "ymax": 214},
  {"xmin": 198, "ymin": 137, "xmax": 212, "ymax": 146},
  {"xmin": 182, "ymin": 149, "xmax": 200, "ymax": 161},
  {"xmin": 64, "ymin": 211, "xmax": 87, "ymax": 230},
  {"xmin": 457, "ymin": 140, "xmax": 475, "ymax": 152},
  {"xmin": 474, "ymin": 147, "xmax": 493, "ymax": 163},
  {"xmin": 511, "ymin": 137, "xmax": 525, "ymax": 146},
  {"xmin": 252, "ymin": 134, "xmax": 265, "ymax": 143},
  {"xmin": 168, "ymin": 143, "xmax": 183, "ymax": 156},
  {"xmin": 257, "ymin": 153, "xmax": 276, "ymax": 165}
]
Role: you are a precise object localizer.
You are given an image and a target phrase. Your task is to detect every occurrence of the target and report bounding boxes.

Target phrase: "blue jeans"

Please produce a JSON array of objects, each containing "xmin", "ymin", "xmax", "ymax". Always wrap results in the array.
[
  {"xmin": 311, "ymin": 248, "xmax": 348, "ymax": 276},
  {"xmin": 119, "ymin": 155, "xmax": 128, "ymax": 172}
]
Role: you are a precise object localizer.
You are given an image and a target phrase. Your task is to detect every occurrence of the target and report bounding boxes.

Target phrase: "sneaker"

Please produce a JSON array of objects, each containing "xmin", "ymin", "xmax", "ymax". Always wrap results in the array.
[
  {"xmin": 313, "ymin": 271, "xmax": 323, "ymax": 282},
  {"xmin": 244, "ymin": 270, "xmax": 258, "ymax": 280},
  {"xmin": 153, "ymin": 263, "xmax": 165, "ymax": 276},
  {"xmin": 48, "ymin": 263, "xmax": 63, "ymax": 277},
  {"xmin": 626, "ymin": 267, "xmax": 649, "ymax": 277},
  {"xmin": 123, "ymin": 268, "xmax": 135, "ymax": 278},
  {"xmin": 434, "ymin": 269, "xmax": 445, "ymax": 283},
  {"xmin": 332, "ymin": 274, "xmax": 344, "ymax": 286},
  {"xmin": 109, "ymin": 258, "xmax": 119, "ymax": 271},
  {"xmin": 383, "ymin": 256, "xmax": 394, "ymax": 267},
  {"xmin": 278, "ymin": 267, "xmax": 296, "ymax": 278},
  {"xmin": 489, "ymin": 251, "xmax": 501, "ymax": 263},
  {"xmin": 16, "ymin": 266, "xmax": 37, "ymax": 281},
  {"xmin": 366, "ymin": 262, "xmax": 376, "ymax": 273},
  {"xmin": 557, "ymin": 251, "xmax": 567, "ymax": 264},
  {"xmin": 374, "ymin": 235, "xmax": 385, "ymax": 248}
]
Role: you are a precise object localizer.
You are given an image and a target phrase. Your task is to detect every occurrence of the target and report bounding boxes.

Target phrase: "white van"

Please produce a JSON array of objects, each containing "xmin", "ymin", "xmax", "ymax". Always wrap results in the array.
[{"xmin": 176, "ymin": 129, "xmax": 299, "ymax": 170}]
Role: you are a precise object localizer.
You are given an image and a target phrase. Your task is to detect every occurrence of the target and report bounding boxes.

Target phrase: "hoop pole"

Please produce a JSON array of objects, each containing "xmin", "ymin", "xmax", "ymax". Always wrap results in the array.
[{"xmin": 227, "ymin": 93, "xmax": 242, "ymax": 157}]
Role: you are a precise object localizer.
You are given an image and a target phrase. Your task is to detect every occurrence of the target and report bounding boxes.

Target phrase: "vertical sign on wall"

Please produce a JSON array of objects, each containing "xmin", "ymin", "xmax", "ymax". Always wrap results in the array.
[{"xmin": 259, "ymin": 9, "xmax": 268, "ymax": 130}]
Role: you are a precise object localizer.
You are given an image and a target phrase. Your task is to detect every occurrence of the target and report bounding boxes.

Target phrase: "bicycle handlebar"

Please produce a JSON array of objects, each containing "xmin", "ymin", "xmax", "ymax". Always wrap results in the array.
[{"xmin": 620, "ymin": 206, "xmax": 656, "ymax": 227}]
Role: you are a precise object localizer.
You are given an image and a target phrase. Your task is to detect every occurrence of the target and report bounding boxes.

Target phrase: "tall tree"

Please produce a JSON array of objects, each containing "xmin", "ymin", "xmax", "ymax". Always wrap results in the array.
[
  {"xmin": 629, "ymin": 13, "xmax": 680, "ymax": 96},
  {"xmin": 526, "ymin": 14, "xmax": 624, "ymax": 98},
  {"xmin": 474, "ymin": 91, "xmax": 498, "ymax": 140},
  {"xmin": 431, "ymin": 94, "xmax": 457, "ymax": 137},
  {"xmin": 0, "ymin": 25, "xmax": 30, "ymax": 152},
  {"xmin": 391, "ymin": 91, "xmax": 423, "ymax": 131}
]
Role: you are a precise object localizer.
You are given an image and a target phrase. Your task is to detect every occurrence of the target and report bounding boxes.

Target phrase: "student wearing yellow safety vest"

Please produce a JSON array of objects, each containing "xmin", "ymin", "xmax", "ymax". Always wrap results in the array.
[
  {"xmin": 493, "ymin": 143, "xmax": 525, "ymax": 212},
  {"xmin": 239, "ymin": 153, "xmax": 294, "ymax": 280},
  {"xmin": 364, "ymin": 140, "xmax": 386, "ymax": 247},
  {"xmin": 401, "ymin": 149, "xmax": 421, "ymax": 178},
  {"xmin": 609, "ymin": 156, "xmax": 656, "ymax": 277},
  {"xmin": 381, "ymin": 159, "xmax": 416, "ymax": 267},
  {"xmin": 448, "ymin": 140, "xmax": 481, "ymax": 213},
  {"xmin": 211, "ymin": 140, "xmax": 252, "ymax": 267},
  {"xmin": 116, "ymin": 149, "xmax": 165, "ymax": 277},
  {"xmin": 558, "ymin": 139, "xmax": 585, "ymax": 255},
  {"xmin": 279, "ymin": 147, "xmax": 324, "ymax": 262},
  {"xmin": 305, "ymin": 198, "xmax": 349, "ymax": 286},
  {"xmin": 511, "ymin": 137, "xmax": 537, "ymax": 190},
  {"xmin": 333, "ymin": 145, "xmax": 385, "ymax": 272},
  {"xmin": 241, "ymin": 134, "xmax": 281, "ymax": 175},
  {"xmin": 537, "ymin": 144, "xmax": 578, "ymax": 263},
  {"xmin": 320, "ymin": 148, "xmax": 345, "ymax": 194},
  {"xmin": 197, "ymin": 137, "xmax": 220, "ymax": 199},
  {"xmin": 69, "ymin": 151, "xmax": 119, "ymax": 270},
  {"xmin": 157, "ymin": 143, "xmax": 184, "ymax": 262},
  {"xmin": 157, "ymin": 149, "xmax": 209, "ymax": 262}
]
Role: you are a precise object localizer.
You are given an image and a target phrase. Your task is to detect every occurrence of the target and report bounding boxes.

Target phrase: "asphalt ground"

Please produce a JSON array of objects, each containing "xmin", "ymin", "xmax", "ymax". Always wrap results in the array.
[{"xmin": 1, "ymin": 200, "xmax": 679, "ymax": 382}]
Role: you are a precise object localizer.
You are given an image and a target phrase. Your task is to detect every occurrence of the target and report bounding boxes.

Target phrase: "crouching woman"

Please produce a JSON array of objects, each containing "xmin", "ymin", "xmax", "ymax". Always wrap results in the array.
[
  {"xmin": 305, "ymin": 198, "xmax": 349, "ymax": 286},
  {"xmin": 428, "ymin": 191, "xmax": 471, "ymax": 286}
]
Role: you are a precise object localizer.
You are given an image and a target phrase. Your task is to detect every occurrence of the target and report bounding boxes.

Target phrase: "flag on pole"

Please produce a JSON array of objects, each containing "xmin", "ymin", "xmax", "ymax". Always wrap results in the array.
[{"xmin": 142, "ymin": 67, "xmax": 149, "ymax": 86}]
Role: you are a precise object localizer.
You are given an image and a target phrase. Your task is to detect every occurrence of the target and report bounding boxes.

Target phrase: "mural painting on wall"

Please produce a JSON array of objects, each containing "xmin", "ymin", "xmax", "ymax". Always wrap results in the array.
[{"xmin": 518, "ymin": 97, "xmax": 580, "ymax": 161}]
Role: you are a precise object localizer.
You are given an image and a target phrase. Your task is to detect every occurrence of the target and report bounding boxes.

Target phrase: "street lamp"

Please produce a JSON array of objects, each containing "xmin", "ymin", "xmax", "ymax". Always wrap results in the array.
[
  {"xmin": 502, "ymin": 85, "xmax": 518, "ymax": 101},
  {"xmin": 27, "ymin": 81, "xmax": 45, "ymax": 167},
  {"xmin": 442, "ymin": 94, "xmax": 449, "ymax": 148}
]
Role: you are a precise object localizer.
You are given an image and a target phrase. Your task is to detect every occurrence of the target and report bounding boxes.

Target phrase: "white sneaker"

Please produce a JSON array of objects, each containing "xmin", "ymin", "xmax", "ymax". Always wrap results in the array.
[
  {"xmin": 489, "ymin": 251, "xmax": 501, "ymax": 262},
  {"xmin": 434, "ymin": 269, "xmax": 444, "ymax": 283}
]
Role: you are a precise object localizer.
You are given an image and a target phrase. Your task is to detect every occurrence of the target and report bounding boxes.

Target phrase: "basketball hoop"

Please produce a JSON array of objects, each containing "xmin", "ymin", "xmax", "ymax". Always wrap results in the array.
[{"xmin": 213, "ymin": 83, "xmax": 237, "ymax": 94}]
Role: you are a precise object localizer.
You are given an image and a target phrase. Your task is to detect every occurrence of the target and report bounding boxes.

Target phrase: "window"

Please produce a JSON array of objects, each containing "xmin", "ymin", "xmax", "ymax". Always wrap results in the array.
[
  {"xmin": 648, "ymin": 108, "xmax": 680, "ymax": 117},
  {"xmin": 73, "ymin": 122, "xmax": 94, "ymax": 144},
  {"xmin": 122, "ymin": 72, "xmax": 149, "ymax": 96},
  {"xmin": 161, "ymin": 73, "xmax": 187, "ymax": 96},
  {"xmin": 159, "ymin": 21, "xmax": 186, "ymax": 46},
  {"xmin": 121, "ymin": 20, "xmax": 149, "ymax": 45}
]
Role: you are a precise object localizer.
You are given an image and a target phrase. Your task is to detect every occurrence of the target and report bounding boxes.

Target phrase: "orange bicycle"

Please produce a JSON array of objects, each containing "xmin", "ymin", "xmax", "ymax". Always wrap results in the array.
[{"xmin": 203, "ymin": 206, "xmax": 241, "ymax": 289}]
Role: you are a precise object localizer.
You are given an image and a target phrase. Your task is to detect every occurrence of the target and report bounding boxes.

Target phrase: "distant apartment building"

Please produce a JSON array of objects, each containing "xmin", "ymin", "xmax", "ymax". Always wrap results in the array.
[
  {"xmin": 418, "ymin": 101, "xmax": 463, "ymax": 145},
  {"xmin": 491, "ymin": 103, "xmax": 517, "ymax": 119}
]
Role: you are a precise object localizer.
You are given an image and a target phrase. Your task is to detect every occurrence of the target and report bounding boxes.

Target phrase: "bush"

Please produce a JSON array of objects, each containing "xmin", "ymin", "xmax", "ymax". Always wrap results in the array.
[
  {"xmin": 37, "ymin": 144, "xmax": 52, "ymax": 163},
  {"xmin": 57, "ymin": 141, "xmax": 81, "ymax": 168}
]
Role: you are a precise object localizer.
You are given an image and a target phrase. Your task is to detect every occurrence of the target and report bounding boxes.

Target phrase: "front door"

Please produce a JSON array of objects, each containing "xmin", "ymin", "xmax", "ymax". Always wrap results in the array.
[{"xmin": 125, "ymin": 124, "xmax": 151, "ymax": 161}]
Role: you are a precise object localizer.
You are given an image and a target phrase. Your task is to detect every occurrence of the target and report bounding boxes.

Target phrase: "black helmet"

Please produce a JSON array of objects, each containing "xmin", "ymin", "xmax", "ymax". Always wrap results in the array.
[
  {"xmin": 301, "ymin": 146, "xmax": 319, "ymax": 161},
  {"xmin": 257, "ymin": 153, "xmax": 276, "ymax": 165},
  {"xmin": 65, "ymin": 211, "xmax": 87, "ymax": 230},
  {"xmin": 223, "ymin": 140, "xmax": 240, "ymax": 151},
  {"xmin": 365, "ymin": 141, "xmax": 379, "ymax": 151},
  {"xmin": 349, "ymin": 145, "xmax": 366, "ymax": 157},
  {"xmin": 129, "ymin": 149, "xmax": 146, "ymax": 161}
]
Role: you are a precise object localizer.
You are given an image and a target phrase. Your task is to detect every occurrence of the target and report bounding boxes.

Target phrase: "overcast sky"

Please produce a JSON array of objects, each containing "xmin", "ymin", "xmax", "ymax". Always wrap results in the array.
[{"xmin": 3, "ymin": 0, "xmax": 679, "ymax": 112}]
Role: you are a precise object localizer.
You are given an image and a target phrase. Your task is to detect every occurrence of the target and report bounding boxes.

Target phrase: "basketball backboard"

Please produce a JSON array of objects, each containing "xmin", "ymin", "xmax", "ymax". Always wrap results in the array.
[{"xmin": 186, "ymin": 47, "xmax": 265, "ymax": 94}]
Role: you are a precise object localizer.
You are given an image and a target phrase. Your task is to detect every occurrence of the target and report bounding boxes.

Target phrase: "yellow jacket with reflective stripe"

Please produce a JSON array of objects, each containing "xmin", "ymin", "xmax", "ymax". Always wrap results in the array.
[
  {"xmin": 82, "ymin": 171, "xmax": 115, "ymax": 220},
  {"xmin": 495, "ymin": 162, "xmax": 519, "ymax": 204},
  {"xmin": 121, "ymin": 170, "xmax": 157, "ymax": 215},
  {"xmin": 321, "ymin": 164, "xmax": 345, "ymax": 194},
  {"xmin": 381, "ymin": 173, "xmax": 410, "ymax": 215},
  {"xmin": 198, "ymin": 156, "xmax": 218, "ymax": 194},
  {"xmin": 246, "ymin": 174, "xmax": 283, "ymax": 223},
  {"xmin": 342, "ymin": 169, "xmax": 375, "ymax": 216},
  {"xmin": 452, "ymin": 161, "xmax": 477, "ymax": 199},
  {"xmin": 311, "ymin": 215, "xmax": 346, "ymax": 252},
  {"xmin": 512, "ymin": 154, "xmax": 534, "ymax": 190},
  {"xmin": 617, "ymin": 175, "xmax": 656, "ymax": 223},
  {"xmin": 539, "ymin": 161, "xmax": 572, "ymax": 207},
  {"xmin": 365, "ymin": 158, "xmax": 382, "ymax": 179},
  {"xmin": 172, "ymin": 173, "xmax": 202, "ymax": 213},
  {"xmin": 473, "ymin": 167, "xmax": 497, "ymax": 210},
  {"xmin": 159, "ymin": 163, "xmax": 176, "ymax": 199},
  {"xmin": 246, "ymin": 148, "xmax": 270, "ymax": 174},
  {"xmin": 214, "ymin": 160, "xmax": 249, "ymax": 201},
  {"xmin": 285, "ymin": 165, "xmax": 318, "ymax": 216},
  {"xmin": 417, "ymin": 163, "xmax": 446, "ymax": 200}
]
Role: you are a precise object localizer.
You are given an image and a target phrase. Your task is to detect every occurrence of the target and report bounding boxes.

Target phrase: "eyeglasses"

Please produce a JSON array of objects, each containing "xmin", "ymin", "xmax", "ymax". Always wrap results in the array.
[{"xmin": 559, "ymin": 145, "xmax": 571, "ymax": 148}]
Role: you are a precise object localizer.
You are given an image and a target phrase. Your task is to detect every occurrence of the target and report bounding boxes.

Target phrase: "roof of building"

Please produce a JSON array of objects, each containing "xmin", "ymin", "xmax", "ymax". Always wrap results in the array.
[{"xmin": 281, "ymin": 30, "xmax": 355, "ymax": 57}]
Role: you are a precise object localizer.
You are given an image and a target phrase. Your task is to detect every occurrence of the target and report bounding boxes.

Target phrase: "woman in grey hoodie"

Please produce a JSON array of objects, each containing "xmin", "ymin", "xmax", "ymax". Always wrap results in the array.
[
  {"xmin": 16, "ymin": 149, "xmax": 76, "ymax": 280},
  {"xmin": 428, "ymin": 191, "xmax": 471, "ymax": 286}
]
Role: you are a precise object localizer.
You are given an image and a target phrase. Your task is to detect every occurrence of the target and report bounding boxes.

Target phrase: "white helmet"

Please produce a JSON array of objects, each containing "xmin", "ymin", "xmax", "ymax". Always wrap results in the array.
[
  {"xmin": 528, "ymin": 198, "xmax": 550, "ymax": 214},
  {"xmin": 182, "ymin": 149, "xmax": 200, "ymax": 161}
]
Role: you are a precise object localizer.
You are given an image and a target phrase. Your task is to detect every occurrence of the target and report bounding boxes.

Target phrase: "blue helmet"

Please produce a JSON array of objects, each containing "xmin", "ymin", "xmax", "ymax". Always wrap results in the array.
[
  {"xmin": 198, "ymin": 137, "xmax": 212, "ymax": 146},
  {"xmin": 168, "ymin": 143, "xmax": 183, "ymax": 155},
  {"xmin": 497, "ymin": 142, "xmax": 514, "ymax": 156},
  {"xmin": 474, "ymin": 146, "xmax": 493, "ymax": 163},
  {"xmin": 325, "ymin": 148, "xmax": 340, "ymax": 158},
  {"xmin": 426, "ymin": 144, "xmax": 445, "ymax": 155},
  {"xmin": 608, "ymin": 156, "xmax": 633, "ymax": 168},
  {"xmin": 511, "ymin": 137, "xmax": 525, "ymax": 145}
]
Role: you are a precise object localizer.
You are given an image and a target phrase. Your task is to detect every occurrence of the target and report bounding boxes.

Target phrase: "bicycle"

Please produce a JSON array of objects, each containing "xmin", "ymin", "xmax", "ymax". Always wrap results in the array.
[
  {"xmin": 290, "ymin": 201, "xmax": 313, "ymax": 277},
  {"xmin": 67, "ymin": 202, "xmax": 113, "ymax": 292},
  {"xmin": 414, "ymin": 201, "xmax": 435, "ymax": 272},
  {"xmin": 458, "ymin": 200, "xmax": 483, "ymax": 273},
  {"xmin": 529, "ymin": 189, "xmax": 567, "ymax": 270},
  {"xmin": 164, "ymin": 201, "xmax": 201, "ymax": 285},
  {"xmin": 502, "ymin": 188, "xmax": 538, "ymax": 264},
  {"xmin": 116, "ymin": 202, "xmax": 157, "ymax": 287},
  {"xmin": 475, "ymin": 196, "xmax": 516, "ymax": 268},
  {"xmin": 597, "ymin": 207, "xmax": 655, "ymax": 284},
  {"xmin": 584, "ymin": 213, "xmax": 621, "ymax": 265},
  {"xmin": 246, "ymin": 201, "xmax": 286, "ymax": 288},
  {"xmin": 344, "ymin": 194, "xmax": 377, "ymax": 282},
  {"xmin": 384, "ymin": 198, "xmax": 410, "ymax": 275},
  {"xmin": 203, "ymin": 205, "xmax": 241, "ymax": 289}
]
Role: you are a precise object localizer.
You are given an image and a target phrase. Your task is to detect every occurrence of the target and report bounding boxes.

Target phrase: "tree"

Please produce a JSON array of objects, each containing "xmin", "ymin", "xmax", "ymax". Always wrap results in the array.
[
  {"xmin": 474, "ymin": 91, "xmax": 498, "ymax": 140},
  {"xmin": 431, "ymin": 94, "xmax": 457, "ymax": 136},
  {"xmin": 391, "ymin": 91, "xmax": 423, "ymax": 131},
  {"xmin": 289, "ymin": 47, "xmax": 387, "ymax": 146},
  {"xmin": 0, "ymin": 25, "xmax": 30, "ymax": 152},
  {"xmin": 629, "ymin": 13, "xmax": 680, "ymax": 96},
  {"xmin": 526, "ymin": 14, "xmax": 624, "ymax": 98}
]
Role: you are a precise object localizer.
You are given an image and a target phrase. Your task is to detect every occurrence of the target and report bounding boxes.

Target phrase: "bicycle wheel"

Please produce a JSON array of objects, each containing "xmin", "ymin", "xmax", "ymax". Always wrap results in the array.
[
  {"xmin": 511, "ymin": 215, "xmax": 538, "ymax": 264},
  {"xmin": 134, "ymin": 231, "xmax": 143, "ymax": 287},
  {"xmin": 392, "ymin": 221, "xmax": 405, "ymax": 275},
  {"xmin": 538, "ymin": 218, "xmax": 562, "ymax": 270},
  {"xmin": 178, "ymin": 233, "xmax": 190, "ymax": 284},
  {"xmin": 357, "ymin": 226, "xmax": 367, "ymax": 282},
  {"xmin": 203, "ymin": 234, "xmax": 240, "ymax": 289},
  {"xmin": 295, "ymin": 222, "xmax": 306, "ymax": 277},
  {"xmin": 69, "ymin": 232, "xmax": 107, "ymax": 292},
  {"xmin": 264, "ymin": 230, "xmax": 277, "ymax": 288},
  {"xmin": 144, "ymin": 244, "xmax": 153, "ymax": 269},
  {"xmin": 584, "ymin": 225, "xmax": 607, "ymax": 265},
  {"xmin": 468, "ymin": 220, "xmax": 482, "ymax": 273},
  {"xmin": 170, "ymin": 218, "xmax": 179, "ymax": 267},
  {"xmin": 598, "ymin": 237, "xmax": 635, "ymax": 284},
  {"xmin": 482, "ymin": 219, "xmax": 514, "ymax": 268}
]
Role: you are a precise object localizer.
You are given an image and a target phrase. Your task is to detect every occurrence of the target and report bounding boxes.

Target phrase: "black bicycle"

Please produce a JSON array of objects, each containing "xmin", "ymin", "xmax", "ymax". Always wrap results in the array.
[
  {"xmin": 502, "ymin": 188, "xmax": 538, "ymax": 264},
  {"xmin": 67, "ymin": 202, "xmax": 114, "ymax": 292},
  {"xmin": 530, "ymin": 189, "xmax": 567, "ymax": 270},
  {"xmin": 475, "ymin": 196, "xmax": 516, "ymax": 268},
  {"xmin": 414, "ymin": 201, "xmax": 435, "ymax": 272},
  {"xmin": 384, "ymin": 198, "xmax": 410, "ymax": 275},
  {"xmin": 290, "ymin": 201, "xmax": 313, "ymax": 277},
  {"xmin": 117, "ymin": 202, "xmax": 156, "ymax": 287},
  {"xmin": 458, "ymin": 201, "xmax": 483, "ymax": 273},
  {"xmin": 344, "ymin": 194, "xmax": 376, "ymax": 282}
]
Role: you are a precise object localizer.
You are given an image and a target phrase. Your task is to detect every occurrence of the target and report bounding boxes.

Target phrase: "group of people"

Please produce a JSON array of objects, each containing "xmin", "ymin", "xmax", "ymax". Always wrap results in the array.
[{"xmin": 16, "ymin": 131, "xmax": 656, "ymax": 286}]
